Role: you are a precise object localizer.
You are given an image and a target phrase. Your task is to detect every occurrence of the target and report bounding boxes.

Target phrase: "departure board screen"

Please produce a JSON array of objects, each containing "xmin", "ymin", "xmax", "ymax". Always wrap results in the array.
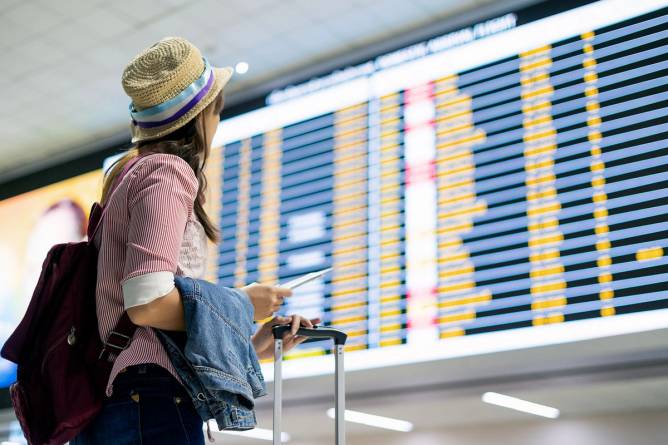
[{"xmin": 210, "ymin": 0, "xmax": 668, "ymax": 366}]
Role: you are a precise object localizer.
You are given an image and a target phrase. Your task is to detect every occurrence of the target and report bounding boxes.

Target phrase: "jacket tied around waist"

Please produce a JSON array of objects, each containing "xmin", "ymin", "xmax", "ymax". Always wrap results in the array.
[{"xmin": 155, "ymin": 276, "xmax": 267, "ymax": 432}]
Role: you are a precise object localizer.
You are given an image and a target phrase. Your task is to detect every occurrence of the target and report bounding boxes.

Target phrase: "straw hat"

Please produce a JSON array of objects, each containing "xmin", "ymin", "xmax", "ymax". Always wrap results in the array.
[{"xmin": 122, "ymin": 37, "xmax": 233, "ymax": 143}]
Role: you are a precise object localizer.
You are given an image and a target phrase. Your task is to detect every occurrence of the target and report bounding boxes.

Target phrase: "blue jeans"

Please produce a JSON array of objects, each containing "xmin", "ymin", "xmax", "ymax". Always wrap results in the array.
[{"xmin": 71, "ymin": 363, "xmax": 204, "ymax": 445}]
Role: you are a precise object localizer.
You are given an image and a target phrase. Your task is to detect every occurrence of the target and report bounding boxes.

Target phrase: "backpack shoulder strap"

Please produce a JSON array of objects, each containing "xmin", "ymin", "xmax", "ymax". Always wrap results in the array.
[
  {"xmin": 96, "ymin": 154, "xmax": 152, "ymax": 363},
  {"xmin": 89, "ymin": 154, "xmax": 149, "ymax": 244},
  {"xmin": 99, "ymin": 312, "xmax": 137, "ymax": 363}
]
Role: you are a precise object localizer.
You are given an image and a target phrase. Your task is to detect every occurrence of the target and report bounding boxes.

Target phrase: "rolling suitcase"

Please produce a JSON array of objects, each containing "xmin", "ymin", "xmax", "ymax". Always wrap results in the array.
[{"xmin": 272, "ymin": 325, "xmax": 348, "ymax": 445}]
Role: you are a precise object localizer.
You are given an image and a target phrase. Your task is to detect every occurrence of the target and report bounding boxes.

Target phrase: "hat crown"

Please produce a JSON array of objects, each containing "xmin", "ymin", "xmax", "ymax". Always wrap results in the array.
[{"xmin": 122, "ymin": 37, "xmax": 204, "ymax": 109}]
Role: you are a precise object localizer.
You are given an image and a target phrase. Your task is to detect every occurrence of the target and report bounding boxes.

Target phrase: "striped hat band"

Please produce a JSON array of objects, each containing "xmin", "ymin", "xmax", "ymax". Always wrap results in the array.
[{"xmin": 129, "ymin": 58, "xmax": 214, "ymax": 129}]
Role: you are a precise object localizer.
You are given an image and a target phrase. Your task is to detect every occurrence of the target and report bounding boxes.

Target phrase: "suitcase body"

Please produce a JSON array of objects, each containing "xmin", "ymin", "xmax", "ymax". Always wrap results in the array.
[{"xmin": 272, "ymin": 326, "xmax": 348, "ymax": 445}]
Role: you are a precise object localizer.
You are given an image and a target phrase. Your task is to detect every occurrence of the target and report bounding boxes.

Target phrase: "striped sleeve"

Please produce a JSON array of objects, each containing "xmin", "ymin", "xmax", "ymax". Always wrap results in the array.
[{"xmin": 120, "ymin": 154, "xmax": 198, "ymax": 309}]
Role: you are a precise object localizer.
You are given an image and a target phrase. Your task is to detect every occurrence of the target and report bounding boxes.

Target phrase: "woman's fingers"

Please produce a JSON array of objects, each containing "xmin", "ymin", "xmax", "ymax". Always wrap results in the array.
[
  {"xmin": 283, "ymin": 333, "xmax": 308, "ymax": 350},
  {"xmin": 268, "ymin": 288, "xmax": 289, "ymax": 313},
  {"xmin": 275, "ymin": 286, "xmax": 293, "ymax": 298},
  {"xmin": 290, "ymin": 314, "xmax": 320, "ymax": 334},
  {"xmin": 294, "ymin": 317, "xmax": 320, "ymax": 333},
  {"xmin": 302, "ymin": 317, "xmax": 321, "ymax": 328},
  {"xmin": 269, "ymin": 313, "xmax": 322, "ymax": 344},
  {"xmin": 245, "ymin": 283, "xmax": 291, "ymax": 321},
  {"xmin": 287, "ymin": 314, "xmax": 297, "ymax": 335},
  {"xmin": 269, "ymin": 315, "xmax": 290, "ymax": 326},
  {"xmin": 287, "ymin": 315, "xmax": 322, "ymax": 332},
  {"xmin": 259, "ymin": 314, "xmax": 328, "ymax": 354},
  {"xmin": 293, "ymin": 336, "xmax": 308, "ymax": 345}
]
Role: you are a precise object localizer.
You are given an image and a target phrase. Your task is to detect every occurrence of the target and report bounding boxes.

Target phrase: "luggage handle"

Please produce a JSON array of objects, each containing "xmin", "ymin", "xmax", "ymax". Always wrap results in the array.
[
  {"xmin": 271, "ymin": 325, "xmax": 347, "ymax": 445},
  {"xmin": 272, "ymin": 325, "xmax": 348, "ymax": 344}
]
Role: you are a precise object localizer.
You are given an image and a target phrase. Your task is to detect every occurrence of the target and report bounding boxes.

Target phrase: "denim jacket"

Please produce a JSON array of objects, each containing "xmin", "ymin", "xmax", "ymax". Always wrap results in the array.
[{"xmin": 155, "ymin": 276, "xmax": 267, "ymax": 433}]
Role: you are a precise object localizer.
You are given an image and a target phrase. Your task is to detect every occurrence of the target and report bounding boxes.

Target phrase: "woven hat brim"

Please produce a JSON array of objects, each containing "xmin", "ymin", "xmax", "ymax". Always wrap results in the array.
[{"xmin": 130, "ymin": 66, "xmax": 233, "ymax": 143}]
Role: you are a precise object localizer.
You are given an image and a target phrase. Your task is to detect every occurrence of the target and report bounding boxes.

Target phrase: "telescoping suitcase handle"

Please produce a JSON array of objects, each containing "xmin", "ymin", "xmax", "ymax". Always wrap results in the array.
[{"xmin": 272, "ymin": 326, "xmax": 348, "ymax": 445}]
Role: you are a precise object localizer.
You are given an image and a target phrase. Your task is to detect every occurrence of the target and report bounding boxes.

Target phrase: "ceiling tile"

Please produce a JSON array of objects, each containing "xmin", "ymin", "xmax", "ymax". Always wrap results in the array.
[
  {"xmin": 111, "ymin": 32, "xmax": 160, "ymax": 59},
  {"xmin": 2, "ymin": 80, "xmax": 42, "ymax": 111},
  {"xmin": 321, "ymin": 9, "xmax": 379, "ymax": 44},
  {"xmin": 293, "ymin": 0, "xmax": 358, "ymax": 21},
  {"xmin": 0, "ymin": 17, "xmax": 24, "ymax": 50},
  {"xmin": 222, "ymin": 18, "xmax": 278, "ymax": 51},
  {"xmin": 0, "ymin": 47, "xmax": 31, "ymax": 81},
  {"xmin": 415, "ymin": 0, "xmax": 471, "ymax": 15},
  {"xmin": 366, "ymin": 1, "xmax": 432, "ymax": 29},
  {"xmin": 34, "ymin": 0, "xmax": 106, "ymax": 16},
  {"xmin": 107, "ymin": 0, "xmax": 165, "ymax": 24},
  {"xmin": 159, "ymin": 0, "xmax": 192, "ymax": 8},
  {"xmin": 360, "ymin": 0, "xmax": 430, "ymax": 26},
  {"xmin": 0, "ymin": 120, "xmax": 24, "ymax": 139},
  {"xmin": 75, "ymin": 7, "xmax": 134, "ymax": 41},
  {"xmin": 17, "ymin": 39, "xmax": 68, "ymax": 71},
  {"xmin": 250, "ymin": 13, "xmax": 300, "ymax": 38},
  {"xmin": 24, "ymin": 69, "xmax": 78, "ymax": 99},
  {"xmin": 0, "ymin": 0, "xmax": 23, "ymax": 14},
  {"xmin": 141, "ymin": 14, "xmax": 209, "ymax": 47},
  {"xmin": 255, "ymin": 3, "xmax": 314, "ymax": 31},
  {"xmin": 233, "ymin": 0, "xmax": 281, "ymax": 14},
  {"xmin": 286, "ymin": 18, "xmax": 347, "ymax": 50},
  {"xmin": 45, "ymin": 20, "xmax": 103, "ymax": 55},
  {"xmin": 4, "ymin": 2, "xmax": 66, "ymax": 37},
  {"xmin": 178, "ymin": 0, "xmax": 241, "ymax": 30}
]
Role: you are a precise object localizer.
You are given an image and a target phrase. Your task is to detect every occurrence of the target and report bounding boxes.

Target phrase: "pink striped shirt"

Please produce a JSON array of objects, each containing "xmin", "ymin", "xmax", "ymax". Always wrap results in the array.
[{"xmin": 95, "ymin": 153, "xmax": 206, "ymax": 397}]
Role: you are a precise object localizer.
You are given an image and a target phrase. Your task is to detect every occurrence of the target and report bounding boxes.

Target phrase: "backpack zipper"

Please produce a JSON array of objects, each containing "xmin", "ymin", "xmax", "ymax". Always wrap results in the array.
[
  {"xmin": 67, "ymin": 326, "xmax": 77, "ymax": 345},
  {"xmin": 41, "ymin": 327, "xmax": 74, "ymax": 375}
]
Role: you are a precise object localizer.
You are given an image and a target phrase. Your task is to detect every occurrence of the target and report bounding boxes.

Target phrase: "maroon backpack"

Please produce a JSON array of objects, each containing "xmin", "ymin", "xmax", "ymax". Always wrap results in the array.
[{"xmin": 1, "ymin": 157, "xmax": 143, "ymax": 445}]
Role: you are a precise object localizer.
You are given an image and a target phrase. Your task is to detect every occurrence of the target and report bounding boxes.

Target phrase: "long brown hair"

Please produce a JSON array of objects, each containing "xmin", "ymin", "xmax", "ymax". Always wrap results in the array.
[{"xmin": 101, "ymin": 92, "xmax": 224, "ymax": 242}]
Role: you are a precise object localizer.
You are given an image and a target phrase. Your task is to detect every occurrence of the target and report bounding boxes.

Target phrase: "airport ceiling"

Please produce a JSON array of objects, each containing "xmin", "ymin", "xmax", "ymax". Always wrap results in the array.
[{"xmin": 0, "ymin": 0, "xmax": 539, "ymax": 183}]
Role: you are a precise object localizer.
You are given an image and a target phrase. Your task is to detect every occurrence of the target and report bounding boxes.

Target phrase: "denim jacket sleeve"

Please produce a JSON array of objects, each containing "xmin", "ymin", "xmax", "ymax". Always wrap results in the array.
[{"xmin": 156, "ymin": 275, "xmax": 267, "ymax": 431}]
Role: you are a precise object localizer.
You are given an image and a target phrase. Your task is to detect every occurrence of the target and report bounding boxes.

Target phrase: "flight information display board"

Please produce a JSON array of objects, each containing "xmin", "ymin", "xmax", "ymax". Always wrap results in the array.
[{"xmin": 210, "ymin": 0, "xmax": 668, "ymax": 364}]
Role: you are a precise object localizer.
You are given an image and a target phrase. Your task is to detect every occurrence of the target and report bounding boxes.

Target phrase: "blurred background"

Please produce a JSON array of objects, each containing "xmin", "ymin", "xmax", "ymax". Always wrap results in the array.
[{"xmin": 1, "ymin": 0, "xmax": 668, "ymax": 444}]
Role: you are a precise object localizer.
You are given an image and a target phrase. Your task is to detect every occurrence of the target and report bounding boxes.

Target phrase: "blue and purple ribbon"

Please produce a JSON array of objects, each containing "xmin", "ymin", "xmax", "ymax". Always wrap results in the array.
[{"xmin": 130, "ymin": 58, "xmax": 214, "ymax": 129}]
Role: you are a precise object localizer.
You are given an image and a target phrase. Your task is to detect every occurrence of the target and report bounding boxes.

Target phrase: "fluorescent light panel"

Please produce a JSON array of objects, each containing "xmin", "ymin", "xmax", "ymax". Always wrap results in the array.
[
  {"xmin": 326, "ymin": 408, "xmax": 414, "ymax": 432},
  {"xmin": 482, "ymin": 392, "xmax": 560, "ymax": 419},
  {"xmin": 203, "ymin": 422, "xmax": 290, "ymax": 442}
]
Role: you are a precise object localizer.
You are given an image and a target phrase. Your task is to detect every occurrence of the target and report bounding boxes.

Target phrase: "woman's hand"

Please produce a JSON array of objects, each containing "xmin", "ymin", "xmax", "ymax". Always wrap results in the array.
[
  {"xmin": 242, "ymin": 284, "xmax": 293, "ymax": 321},
  {"xmin": 252, "ymin": 315, "xmax": 321, "ymax": 361}
]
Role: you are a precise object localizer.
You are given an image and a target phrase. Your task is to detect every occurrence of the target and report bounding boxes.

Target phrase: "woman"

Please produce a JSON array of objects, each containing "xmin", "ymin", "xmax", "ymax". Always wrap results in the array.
[{"xmin": 72, "ymin": 37, "xmax": 316, "ymax": 445}]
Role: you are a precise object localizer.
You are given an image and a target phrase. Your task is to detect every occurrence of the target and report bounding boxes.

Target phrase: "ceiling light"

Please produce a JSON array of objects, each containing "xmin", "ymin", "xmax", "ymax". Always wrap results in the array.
[
  {"xmin": 235, "ymin": 62, "xmax": 249, "ymax": 74},
  {"xmin": 326, "ymin": 408, "xmax": 413, "ymax": 432},
  {"xmin": 482, "ymin": 392, "xmax": 560, "ymax": 419},
  {"xmin": 204, "ymin": 422, "xmax": 290, "ymax": 442}
]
